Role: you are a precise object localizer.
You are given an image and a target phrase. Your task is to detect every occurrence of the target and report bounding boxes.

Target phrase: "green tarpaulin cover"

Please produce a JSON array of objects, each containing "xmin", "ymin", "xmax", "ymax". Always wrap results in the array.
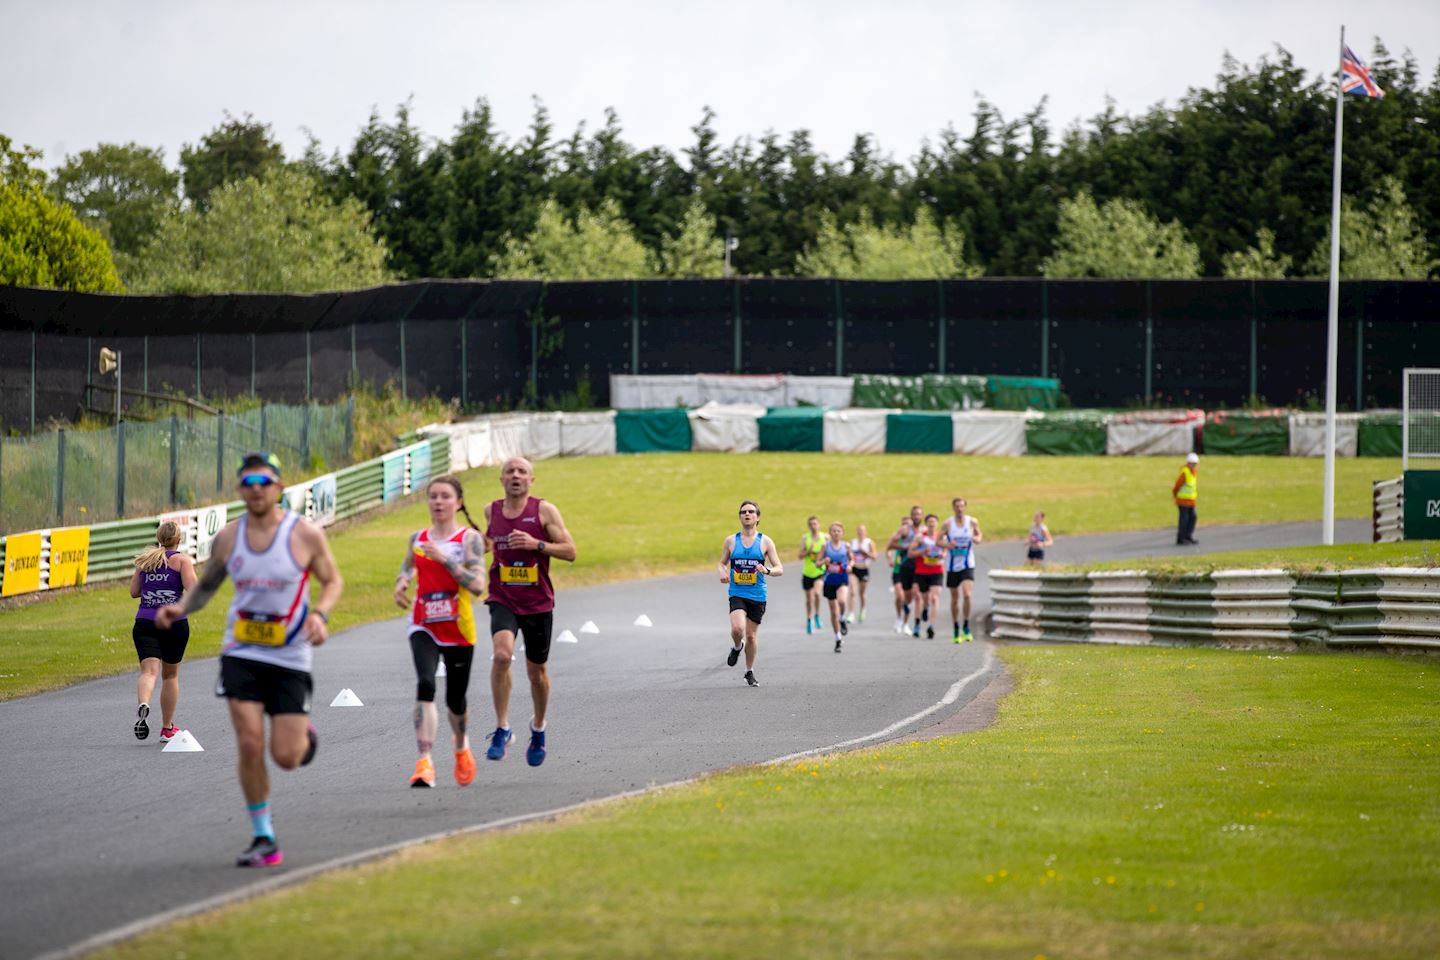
[
  {"xmin": 1025, "ymin": 411, "xmax": 1107, "ymax": 456},
  {"xmin": 1358, "ymin": 414, "xmax": 1402, "ymax": 457},
  {"xmin": 616, "ymin": 409, "xmax": 692, "ymax": 453},
  {"xmin": 1203, "ymin": 413, "xmax": 1289, "ymax": 456},
  {"xmin": 987, "ymin": 376, "xmax": 1061, "ymax": 411},
  {"xmin": 885, "ymin": 412, "xmax": 954, "ymax": 453},
  {"xmin": 758, "ymin": 407, "xmax": 825, "ymax": 452}
]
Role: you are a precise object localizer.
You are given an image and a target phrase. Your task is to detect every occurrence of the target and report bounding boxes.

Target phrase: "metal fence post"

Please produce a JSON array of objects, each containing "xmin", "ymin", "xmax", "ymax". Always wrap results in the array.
[
  {"xmin": 1249, "ymin": 280, "xmax": 1258, "ymax": 401},
  {"xmin": 345, "ymin": 394, "xmax": 355, "ymax": 457},
  {"xmin": 833, "ymin": 280, "xmax": 845, "ymax": 376},
  {"xmin": 1144, "ymin": 281, "xmax": 1154, "ymax": 405},
  {"xmin": 115, "ymin": 421, "xmax": 126, "ymax": 518},
  {"xmin": 305, "ymin": 331, "xmax": 313, "ymax": 402},
  {"xmin": 217, "ymin": 411, "xmax": 225, "ymax": 492},
  {"xmin": 1355, "ymin": 309, "xmax": 1365, "ymax": 412},
  {"xmin": 195, "ymin": 334, "xmax": 202, "ymax": 399},
  {"xmin": 55, "ymin": 429, "xmax": 65, "ymax": 525},
  {"xmin": 86, "ymin": 338, "xmax": 93, "ymax": 412},
  {"xmin": 301, "ymin": 403, "xmax": 311, "ymax": 469},
  {"xmin": 1040, "ymin": 281, "xmax": 1051, "ymax": 379},
  {"xmin": 350, "ymin": 324, "xmax": 357, "ymax": 389},
  {"xmin": 30, "ymin": 330, "xmax": 36, "ymax": 433},
  {"xmin": 936, "ymin": 280, "xmax": 947, "ymax": 374},
  {"xmin": 732, "ymin": 281, "xmax": 742, "ymax": 373},
  {"xmin": 260, "ymin": 403, "xmax": 268, "ymax": 450},
  {"xmin": 630, "ymin": 280, "xmax": 640, "ymax": 374},
  {"xmin": 250, "ymin": 334, "xmax": 257, "ymax": 399},
  {"xmin": 169, "ymin": 413, "xmax": 179, "ymax": 505},
  {"xmin": 459, "ymin": 318, "xmax": 468, "ymax": 408},
  {"xmin": 142, "ymin": 336, "xmax": 149, "ymax": 393},
  {"xmin": 400, "ymin": 317, "xmax": 408, "ymax": 400}
]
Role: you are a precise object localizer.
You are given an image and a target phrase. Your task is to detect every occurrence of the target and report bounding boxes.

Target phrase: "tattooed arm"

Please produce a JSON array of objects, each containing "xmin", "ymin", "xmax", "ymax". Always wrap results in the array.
[{"xmin": 395, "ymin": 533, "xmax": 418, "ymax": 608}]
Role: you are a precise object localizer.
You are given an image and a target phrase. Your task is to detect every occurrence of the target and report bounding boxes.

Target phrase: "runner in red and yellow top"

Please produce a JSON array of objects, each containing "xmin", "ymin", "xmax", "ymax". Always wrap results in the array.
[
  {"xmin": 394, "ymin": 475, "xmax": 486, "ymax": 788},
  {"xmin": 483, "ymin": 457, "xmax": 577, "ymax": 768},
  {"xmin": 906, "ymin": 513, "xmax": 947, "ymax": 639}
]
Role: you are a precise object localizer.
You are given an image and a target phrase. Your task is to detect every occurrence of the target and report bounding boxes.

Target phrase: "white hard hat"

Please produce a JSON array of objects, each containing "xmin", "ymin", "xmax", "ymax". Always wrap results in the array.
[{"xmin": 1186, "ymin": 453, "xmax": 1199, "ymax": 464}]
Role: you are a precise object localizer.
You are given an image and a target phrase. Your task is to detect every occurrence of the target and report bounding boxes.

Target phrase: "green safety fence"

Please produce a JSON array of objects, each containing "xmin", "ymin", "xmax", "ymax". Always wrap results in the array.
[
  {"xmin": 987, "ymin": 375, "xmax": 1061, "ymax": 411},
  {"xmin": 757, "ymin": 407, "xmax": 825, "ymax": 452},
  {"xmin": 851, "ymin": 374, "xmax": 987, "ymax": 411},
  {"xmin": 1357, "ymin": 413, "xmax": 1401, "ymax": 458},
  {"xmin": 1203, "ymin": 412, "xmax": 1289, "ymax": 456},
  {"xmin": 1025, "ymin": 411, "xmax": 1107, "ymax": 456},
  {"xmin": 885, "ymin": 412, "xmax": 954, "ymax": 453},
  {"xmin": 616, "ymin": 409, "xmax": 692, "ymax": 454}
]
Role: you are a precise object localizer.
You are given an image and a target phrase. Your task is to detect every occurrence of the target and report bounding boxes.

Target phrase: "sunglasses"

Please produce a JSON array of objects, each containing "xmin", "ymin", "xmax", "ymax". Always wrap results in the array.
[
  {"xmin": 240, "ymin": 474, "xmax": 278, "ymax": 488},
  {"xmin": 739, "ymin": 508, "xmax": 758, "ymax": 514}
]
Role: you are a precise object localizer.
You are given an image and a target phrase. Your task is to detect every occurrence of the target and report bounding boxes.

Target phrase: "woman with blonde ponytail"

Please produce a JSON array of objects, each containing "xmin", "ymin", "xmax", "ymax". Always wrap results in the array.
[{"xmin": 129, "ymin": 520, "xmax": 198, "ymax": 743}]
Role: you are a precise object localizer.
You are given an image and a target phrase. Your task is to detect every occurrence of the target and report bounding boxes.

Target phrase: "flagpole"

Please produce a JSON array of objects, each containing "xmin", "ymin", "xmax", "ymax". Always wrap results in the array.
[{"xmin": 1322, "ymin": 25, "xmax": 1345, "ymax": 546}]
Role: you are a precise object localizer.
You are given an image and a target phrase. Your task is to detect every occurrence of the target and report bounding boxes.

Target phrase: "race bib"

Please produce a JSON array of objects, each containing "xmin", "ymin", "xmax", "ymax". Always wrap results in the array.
[
  {"xmin": 419, "ymin": 591, "xmax": 458, "ymax": 624},
  {"xmin": 827, "ymin": 560, "xmax": 845, "ymax": 575},
  {"xmin": 235, "ymin": 610, "xmax": 286, "ymax": 646},
  {"xmin": 733, "ymin": 571, "xmax": 758, "ymax": 585},
  {"xmin": 500, "ymin": 562, "xmax": 539, "ymax": 585}
]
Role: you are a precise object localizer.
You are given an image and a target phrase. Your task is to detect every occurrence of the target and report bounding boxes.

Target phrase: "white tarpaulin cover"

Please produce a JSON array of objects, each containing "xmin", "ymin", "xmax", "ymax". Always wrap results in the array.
[
  {"xmin": 786, "ymin": 376, "xmax": 854, "ymax": 408},
  {"xmin": 689, "ymin": 402, "xmax": 765, "ymax": 452},
  {"xmin": 952, "ymin": 411, "xmax": 1028, "ymax": 456},
  {"xmin": 824, "ymin": 408, "xmax": 892, "ymax": 453},
  {"xmin": 558, "ymin": 411, "xmax": 616, "ymax": 457},
  {"xmin": 610, "ymin": 375, "xmax": 701, "ymax": 410},
  {"xmin": 696, "ymin": 374, "xmax": 787, "ymax": 407},
  {"xmin": 1105, "ymin": 421, "xmax": 1195, "ymax": 456},
  {"xmin": 1289, "ymin": 413, "xmax": 1359, "ymax": 457},
  {"xmin": 526, "ymin": 413, "xmax": 563, "ymax": 462}
]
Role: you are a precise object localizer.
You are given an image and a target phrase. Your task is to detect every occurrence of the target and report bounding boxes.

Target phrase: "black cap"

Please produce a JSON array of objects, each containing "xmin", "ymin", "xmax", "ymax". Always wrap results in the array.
[{"xmin": 237, "ymin": 451, "xmax": 283, "ymax": 477}]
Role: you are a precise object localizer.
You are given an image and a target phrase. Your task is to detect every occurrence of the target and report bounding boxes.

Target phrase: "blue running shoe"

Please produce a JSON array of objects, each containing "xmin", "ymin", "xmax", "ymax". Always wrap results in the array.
[
  {"xmin": 486, "ymin": 727, "xmax": 513, "ymax": 761},
  {"xmin": 806, "ymin": 618, "xmax": 813, "ymax": 635},
  {"xmin": 526, "ymin": 728, "xmax": 546, "ymax": 767},
  {"xmin": 813, "ymin": 614, "xmax": 822, "ymax": 630}
]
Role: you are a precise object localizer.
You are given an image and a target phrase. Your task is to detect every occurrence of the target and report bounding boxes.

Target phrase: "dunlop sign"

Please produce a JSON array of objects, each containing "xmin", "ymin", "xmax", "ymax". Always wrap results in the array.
[
  {"xmin": 1402, "ymin": 470, "xmax": 1440, "ymax": 541},
  {"xmin": 2, "ymin": 532, "xmax": 43, "ymax": 597},
  {"xmin": 47, "ymin": 527, "xmax": 91, "ymax": 588}
]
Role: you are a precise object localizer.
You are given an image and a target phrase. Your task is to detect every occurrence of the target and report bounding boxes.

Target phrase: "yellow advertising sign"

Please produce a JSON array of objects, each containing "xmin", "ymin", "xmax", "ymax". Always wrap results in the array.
[
  {"xmin": 47, "ymin": 527, "xmax": 91, "ymax": 589},
  {"xmin": 2, "ymin": 532, "xmax": 43, "ymax": 597}
]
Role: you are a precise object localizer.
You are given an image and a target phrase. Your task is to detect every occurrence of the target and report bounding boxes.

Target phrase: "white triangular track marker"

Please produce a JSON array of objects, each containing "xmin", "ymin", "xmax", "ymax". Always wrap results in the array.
[
  {"xmin": 633, "ymin": 614, "xmax": 653, "ymax": 627},
  {"xmin": 435, "ymin": 660, "xmax": 446, "ymax": 678},
  {"xmin": 556, "ymin": 629, "xmax": 578, "ymax": 644},
  {"xmin": 579, "ymin": 620, "xmax": 599, "ymax": 634},
  {"xmin": 329, "ymin": 687, "xmax": 364, "ymax": 707},
  {"xmin": 162, "ymin": 729, "xmax": 204, "ymax": 752}
]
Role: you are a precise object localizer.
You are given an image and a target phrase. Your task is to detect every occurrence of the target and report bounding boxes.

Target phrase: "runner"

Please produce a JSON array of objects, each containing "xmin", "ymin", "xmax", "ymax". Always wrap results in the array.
[
  {"xmin": 155, "ymin": 452, "xmax": 342, "ymax": 869},
  {"xmin": 129, "ymin": 520, "xmax": 197, "ymax": 744},
  {"xmin": 798, "ymin": 516, "xmax": 826, "ymax": 635},
  {"xmin": 943, "ymin": 497, "xmax": 984, "ymax": 643},
  {"xmin": 886, "ymin": 516, "xmax": 916, "ymax": 634},
  {"xmin": 482, "ymin": 457, "xmax": 577, "ymax": 768},
  {"xmin": 906, "ymin": 514, "xmax": 946, "ymax": 638},
  {"xmin": 821, "ymin": 521, "xmax": 852, "ymax": 652},
  {"xmin": 1026, "ymin": 511, "xmax": 1054, "ymax": 567},
  {"xmin": 719, "ymin": 500, "xmax": 784, "ymax": 687},
  {"xmin": 847, "ymin": 524, "xmax": 875, "ymax": 624},
  {"xmin": 393, "ymin": 475, "xmax": 486, "ymax": 788}
]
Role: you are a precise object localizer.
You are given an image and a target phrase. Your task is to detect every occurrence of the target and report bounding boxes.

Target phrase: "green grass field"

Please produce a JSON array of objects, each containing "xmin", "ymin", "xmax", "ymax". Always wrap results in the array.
[
  {"xmin": 1066, "ymin": 541, "xmax": 1440, "ymax": 575},
  {"xmin": 0, "ymin": 454, "xmax": 1401, "ymax": 701},
  {"xmin": 96, "ymin": 644, "xmax": 1440, "ymax": 960}
]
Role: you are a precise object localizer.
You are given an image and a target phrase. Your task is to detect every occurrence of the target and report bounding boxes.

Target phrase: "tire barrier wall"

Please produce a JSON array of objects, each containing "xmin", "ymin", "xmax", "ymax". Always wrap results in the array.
[
  {"xmin": 988, "ymin": 568, "xmax": 1440, "ymax": 651},
  {"xmin": 7, "ymin": 278, "xmax": 1440, "ymax": 431},
  {"xmin": 0, "ymin": 436, "xmax": 449, "ymax": 599},
  {"xmin": 1373, "ymin": 477, "xmax": 1404, "ymax": 543}
]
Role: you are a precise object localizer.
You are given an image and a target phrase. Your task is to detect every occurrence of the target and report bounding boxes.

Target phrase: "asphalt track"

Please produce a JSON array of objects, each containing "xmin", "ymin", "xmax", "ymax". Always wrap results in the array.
[{"xmin": 1, "ymin": 519, "xmax": 1367, "ymax": 959}]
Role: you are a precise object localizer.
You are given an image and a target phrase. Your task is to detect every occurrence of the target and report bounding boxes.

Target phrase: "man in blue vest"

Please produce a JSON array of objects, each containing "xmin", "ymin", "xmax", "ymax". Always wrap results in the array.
[{"xmin": 720, "ymin": 500, "xmax": 784, "ymax": 687}]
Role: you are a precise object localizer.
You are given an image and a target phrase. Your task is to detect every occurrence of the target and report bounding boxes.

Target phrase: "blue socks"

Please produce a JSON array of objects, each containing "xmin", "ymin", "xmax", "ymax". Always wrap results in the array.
[{"xmin": 248, "ymin": 800, "xmax": 274, "ymax": 840}]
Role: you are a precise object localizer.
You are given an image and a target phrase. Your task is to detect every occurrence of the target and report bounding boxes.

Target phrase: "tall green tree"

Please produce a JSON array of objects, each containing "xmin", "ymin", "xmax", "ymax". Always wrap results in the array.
[
  {"xmin": 1042, "ymin": 191, "xmax": 1201, "ymax": 278},
  {"xmin": 494, "ymin": 197, "xmax": 653, "ymax": 279},
  {"xmin": 49, "ymin": 143, "xmax": 179, "ymax": 271},
  {"xmin": 180, "ymin": 114, "xmax": 284, "ymax": 211},
  {"xmin": 129, "ymin": 167, "xmax": 389, "ymax": 293},
  {"xmin": 1221, "ymin": 227, "xmax": 1291, "ymax": 278},
  {"xmin": 1303, "ymin": 175, "xmax": 1436, "ymax": 278},
  {"xmin": 0, "ymin": 135, "xmax": 123, "ymax": 292},
  {"xmin": 657, "ymin": 199, "xmax": 723, "ymax": 277},
  {"xmin": 795, "ymin": 207, "xmax": 979, "ymax": 279}
]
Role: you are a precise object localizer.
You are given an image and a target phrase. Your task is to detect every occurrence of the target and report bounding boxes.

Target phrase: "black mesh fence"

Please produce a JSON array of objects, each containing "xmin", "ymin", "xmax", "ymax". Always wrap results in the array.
[{"xmin": 2, "ymin": 278, "xmax": 1437, "ymax": 430}]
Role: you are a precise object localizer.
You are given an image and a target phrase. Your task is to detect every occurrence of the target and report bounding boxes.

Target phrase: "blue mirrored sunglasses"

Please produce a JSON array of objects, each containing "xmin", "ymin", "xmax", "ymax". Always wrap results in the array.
[{"xmin": 240, "ymin": 474, "xmax": 278, "ymax": 488}]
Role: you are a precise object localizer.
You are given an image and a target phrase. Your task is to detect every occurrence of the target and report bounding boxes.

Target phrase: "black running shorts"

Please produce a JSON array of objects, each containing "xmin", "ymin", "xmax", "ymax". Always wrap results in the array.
[
  {"xmin": 946, "ymin": 569, "xmax": 976, "ymax": 587},
  {"xmin": 133, "ymin": 617, "xmax": 190, "ymax": 664},
  {"xmin": 900, "ymin": 559, "xmax": 917, "ymax": 592},
  {"xmin": 487, "ymin": 602, "xmax": 554, "ymax": 665},
  {"xmin": 822, "ymin": 580, "xmax": 846, "ymax": 601},
  {"xmin": 217, "ymin": 656, "xmax": 313, "ymax": 715},
  {"xmin": 914, "ymin": 572, "xmax": 943, "ymax": 591},
  {"xmin": 851, "ymin": 567, "xmax": 869, "ymax": 582},
  {"xmin": 728, "ymin": 596, "xmax": 766, "ymax": 624},
  {"xmin": 1027, "ymin": 548, "xmax": 1045, "ymax": 561},
  {"xmin": 801, "ymin": 574, "xmax": 821, "ymax": 591}
]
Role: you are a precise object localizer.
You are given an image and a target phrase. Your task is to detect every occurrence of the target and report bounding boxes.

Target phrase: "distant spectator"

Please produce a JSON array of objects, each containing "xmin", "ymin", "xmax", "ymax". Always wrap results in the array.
[
  {"xmin": 1025, "ymin": 512, "xmax": 1054, "ymax": 566},
  {"xmin": 1173, "ymin": 453, "xmax": 1199, "ymax": 545}
]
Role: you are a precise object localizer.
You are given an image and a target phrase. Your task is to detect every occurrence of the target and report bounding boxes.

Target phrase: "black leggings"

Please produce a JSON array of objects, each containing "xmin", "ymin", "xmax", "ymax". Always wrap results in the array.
[{"xmin": 409, "ymin": 631, "xmax": 475, "ymax": 716}]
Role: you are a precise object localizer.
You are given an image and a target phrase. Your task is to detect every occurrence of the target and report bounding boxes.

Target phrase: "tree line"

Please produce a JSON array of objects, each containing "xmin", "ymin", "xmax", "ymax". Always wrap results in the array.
[{"xmin": 3, "ymin": 42, "xmax": 1438, "ymax": 293}]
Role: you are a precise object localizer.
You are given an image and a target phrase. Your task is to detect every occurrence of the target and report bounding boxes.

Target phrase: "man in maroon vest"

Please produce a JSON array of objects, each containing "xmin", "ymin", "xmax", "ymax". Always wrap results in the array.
[{"xmin": 482, "ymin": 457, "xmax": 578, "ymax": 767}]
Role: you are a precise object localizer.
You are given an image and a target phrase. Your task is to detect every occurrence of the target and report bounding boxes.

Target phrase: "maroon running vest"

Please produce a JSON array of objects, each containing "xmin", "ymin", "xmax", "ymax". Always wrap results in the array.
[{"xmin": 486, "ymin": 496, "xmax": 554, "ymax": 615}]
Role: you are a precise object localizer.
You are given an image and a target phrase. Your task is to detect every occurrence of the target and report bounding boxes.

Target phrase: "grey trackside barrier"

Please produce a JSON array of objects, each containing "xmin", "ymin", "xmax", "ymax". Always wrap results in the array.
[
  {"xmin": 1373, "ymin": 476, "xmax": 1403, "ymax": 543},
  {"xmin": 989, "ymin": 568, "xmax": 1440, "ymax": 651}
]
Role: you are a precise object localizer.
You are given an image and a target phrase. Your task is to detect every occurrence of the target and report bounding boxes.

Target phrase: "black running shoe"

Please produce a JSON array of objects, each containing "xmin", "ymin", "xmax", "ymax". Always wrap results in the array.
[
  {"xmin": 236, "ymin": 835, "xmax": 283, "ymax": 868},
  {"xmin": 744, "ymin": 670, "xmax": 759, "ymax": 687},
  {"xmin": 834, "ymin": 638, "xmax": 842, "ymax": 652},
  {"xmin": 727, "ymin": 645, "xmax": 741, "ymax": 667},
  {"xmin": 301, "ymin": 723, "xmax": 318, "ymax": 766},
  {"xmin": 839, "ymin": 619, "xmax": 848, "ymax": 637},
  {"xmin": 926, "ymin": 625, "xmax": 935, "ymax": 639},
  {"xmin": 134, "ymin": 703, "xmax": 150, "ymax": 741}
]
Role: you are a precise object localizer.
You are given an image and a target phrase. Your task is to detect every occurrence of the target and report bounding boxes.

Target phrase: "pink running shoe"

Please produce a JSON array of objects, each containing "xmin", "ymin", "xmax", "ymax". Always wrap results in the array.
[
  {"xmin": 158, "ymin": 726, "xmax": 180, "ymax": 744},
  {"xmin": 236, "ymin": 836, "xmax": 283, "ymax": 868}
]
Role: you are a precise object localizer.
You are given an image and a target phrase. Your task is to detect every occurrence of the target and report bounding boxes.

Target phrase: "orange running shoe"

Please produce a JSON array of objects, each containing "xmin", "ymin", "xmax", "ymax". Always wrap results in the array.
[
  {"xmin": 454, "ymin": 747, "xmax": 476, "ymax": 786},
  {"xmin": 410, "ymin": 756, "xmax": 435, "ymax": 788}
]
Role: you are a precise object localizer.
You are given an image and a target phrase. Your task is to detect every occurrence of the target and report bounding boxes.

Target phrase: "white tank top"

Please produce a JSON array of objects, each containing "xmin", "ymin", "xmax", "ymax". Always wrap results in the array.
[
  {"xmin": 222, "ymin": 511, "xmax": 313, "ymax": 672},
  {"xmin": 848, "ymin": 537, "xmax": 874, "ymax": 569},
  {"xmin": 943, "ymin": 515, "xmax": 976, "ymax": 572}
]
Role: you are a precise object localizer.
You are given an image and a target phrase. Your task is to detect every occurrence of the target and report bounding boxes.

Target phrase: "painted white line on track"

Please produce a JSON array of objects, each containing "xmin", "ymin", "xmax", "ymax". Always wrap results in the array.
[{"xmin": 37, "ymin": 648, "xmax": 1000, "ymax": 960}]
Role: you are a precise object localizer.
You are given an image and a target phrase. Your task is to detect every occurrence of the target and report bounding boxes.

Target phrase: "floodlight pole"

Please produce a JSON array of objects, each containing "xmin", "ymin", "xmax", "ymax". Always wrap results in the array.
[
  {"xmin": 115, "ymin": 350, "xmax": 123, "ymax": 425},
  {"xmin": 1322, "ymin": 25, "xmax": 1345, "ymax": 546}
]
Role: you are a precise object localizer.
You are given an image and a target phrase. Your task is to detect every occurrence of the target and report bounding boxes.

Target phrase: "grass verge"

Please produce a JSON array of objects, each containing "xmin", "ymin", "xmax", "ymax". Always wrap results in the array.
[
  {"xmin": 95, "ymin": 644, "xmax": 1440, "ymax": 960},
  {"xmin": 0, "ymin": 453, "xmax": 1400, "ymax": 701},
  {"xmin": 1061, "ymin": 541, "xmax": 1440, "ymax": 575}
]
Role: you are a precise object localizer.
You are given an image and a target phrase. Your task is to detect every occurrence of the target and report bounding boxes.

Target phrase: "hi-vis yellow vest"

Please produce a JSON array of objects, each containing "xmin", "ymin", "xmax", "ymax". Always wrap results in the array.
[{"xmin": 1177, "ymin": 467, "xmax": 1197, "ymax": 502}]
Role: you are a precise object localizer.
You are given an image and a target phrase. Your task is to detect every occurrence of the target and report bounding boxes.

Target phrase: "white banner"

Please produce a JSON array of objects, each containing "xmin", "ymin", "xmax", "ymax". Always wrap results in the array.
[
  {"xmin": 310, "ymin": 473, "xmax": 337, "ymax": 526},
  {"xmin": 195, "ymin": 505, "xmax": 226, "ymax": 561}
]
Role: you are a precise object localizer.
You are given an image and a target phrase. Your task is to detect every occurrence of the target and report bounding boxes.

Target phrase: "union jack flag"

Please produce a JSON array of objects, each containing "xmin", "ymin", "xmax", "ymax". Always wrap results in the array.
[{"xmin": 1341, "ymin": 45, "xmax": 1385, "ymax": 98}]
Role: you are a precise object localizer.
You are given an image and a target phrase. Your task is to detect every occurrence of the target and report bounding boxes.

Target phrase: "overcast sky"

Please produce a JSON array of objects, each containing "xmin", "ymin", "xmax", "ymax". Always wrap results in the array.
[{"xmin": 4, "ymin": 0, "xmax": 1437, "ymax": 173}]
